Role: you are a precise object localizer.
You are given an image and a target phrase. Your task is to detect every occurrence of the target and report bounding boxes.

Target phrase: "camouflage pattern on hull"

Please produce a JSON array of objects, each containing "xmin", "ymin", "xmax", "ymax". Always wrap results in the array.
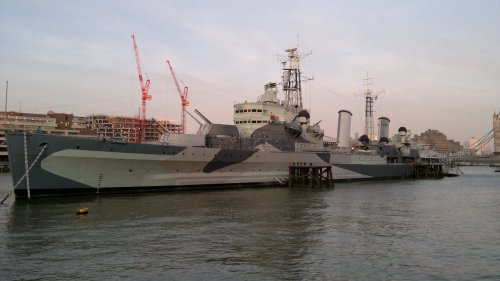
[{"xmin": 7, "ymin": 133, "xmax": 414, "ymax": 197}]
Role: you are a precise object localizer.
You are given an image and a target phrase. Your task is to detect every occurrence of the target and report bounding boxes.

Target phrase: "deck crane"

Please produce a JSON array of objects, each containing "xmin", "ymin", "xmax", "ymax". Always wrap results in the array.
[
  {"xmin": 131, "ymin": 34, "xmax": 151, "ymax": 142},
  {"xmin": 166, "ymin": 60, "xmax": 189, "ymax": 134}
]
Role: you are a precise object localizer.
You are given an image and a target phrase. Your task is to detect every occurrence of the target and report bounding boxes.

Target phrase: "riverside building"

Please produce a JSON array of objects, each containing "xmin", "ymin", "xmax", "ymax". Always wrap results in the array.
[{"xmin": 413, "ymin": 129, "xmax": 462, "ymax": 154}]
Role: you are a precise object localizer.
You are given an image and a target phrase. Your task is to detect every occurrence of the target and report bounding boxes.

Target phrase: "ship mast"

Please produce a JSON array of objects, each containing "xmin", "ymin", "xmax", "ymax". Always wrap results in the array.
[
  {"xmin": 363, "ymin": 72, "xmax": 375, "ymax": 141},
  {"xmin": 280, "ymin": 48, "xmax": 311, "ymax": 115}
]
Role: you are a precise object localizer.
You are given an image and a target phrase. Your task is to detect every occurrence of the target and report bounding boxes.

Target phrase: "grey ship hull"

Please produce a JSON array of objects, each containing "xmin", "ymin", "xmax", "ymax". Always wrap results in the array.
[{"xmin": 7, "ymin": 133, "xmax": 414, "ymax": 197}]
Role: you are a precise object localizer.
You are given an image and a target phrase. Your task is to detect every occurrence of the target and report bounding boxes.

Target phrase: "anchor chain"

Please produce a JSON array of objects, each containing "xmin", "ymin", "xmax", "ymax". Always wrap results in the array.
[
  {"xmin": 5, "ymin": 135, "xmax": 48, "ymax": 202},
  {"xmin": 2, "ymin": 135, "xmax": 48, "ymax": 203},
  {"xmin": 24, "ymin": 132, "xmax": 31, "ymax": 198}
]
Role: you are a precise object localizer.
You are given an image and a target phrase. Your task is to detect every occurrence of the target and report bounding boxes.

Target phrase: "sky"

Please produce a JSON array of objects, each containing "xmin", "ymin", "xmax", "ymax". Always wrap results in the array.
[{"xmin": 0, "ymin": 0, "xmax": 499, "ymax": 146}]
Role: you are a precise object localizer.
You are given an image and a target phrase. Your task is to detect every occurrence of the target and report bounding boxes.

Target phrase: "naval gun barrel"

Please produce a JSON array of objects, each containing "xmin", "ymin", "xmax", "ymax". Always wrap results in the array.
[
  {"xmin": 151, "ymin": 118, "xmax": 171, "ymax": 133},
  {"xmin": 194, "ymin": 109, "xmax": 212, "ymax": 125}
]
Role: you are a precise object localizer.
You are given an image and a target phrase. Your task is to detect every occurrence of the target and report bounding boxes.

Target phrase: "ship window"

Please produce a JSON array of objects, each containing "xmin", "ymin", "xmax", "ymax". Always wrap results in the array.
[
  {"xmin": 252, "ymin": 121, "xmax": 256, "ymax": 123},
  {"xmin": 76, "ymin": 146, "xmax": 80, "ymax": 149},
  {"xmin": 252, "ymin": 109, "xmax": 256, "ymax": 112}
]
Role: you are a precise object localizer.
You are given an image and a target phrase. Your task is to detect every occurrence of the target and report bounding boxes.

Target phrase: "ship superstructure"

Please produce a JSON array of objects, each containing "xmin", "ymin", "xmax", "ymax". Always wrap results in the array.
[
  {"xmin": 233, "ymin": 82, "xmax": 286, "ymax": 137},
  {"xmin": 234, "ymin": 48, "xmax": 311, "ymax": 137}
]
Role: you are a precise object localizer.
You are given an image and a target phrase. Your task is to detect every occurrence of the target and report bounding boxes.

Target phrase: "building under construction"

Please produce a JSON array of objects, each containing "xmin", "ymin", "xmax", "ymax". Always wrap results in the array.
[{"xmin": 86, "ymin": 114, "xmax": 181, "ymax": 142}]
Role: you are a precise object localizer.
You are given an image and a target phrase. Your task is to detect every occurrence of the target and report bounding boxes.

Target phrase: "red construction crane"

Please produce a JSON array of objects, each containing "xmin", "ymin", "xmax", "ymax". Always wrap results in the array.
[
  {"xmin": 131, "ymin": 34, "xmax": 151, "ymax": 142},
  {"xmin": 166, "ymin": 60, "xmax": 189, "ymax": 134}
]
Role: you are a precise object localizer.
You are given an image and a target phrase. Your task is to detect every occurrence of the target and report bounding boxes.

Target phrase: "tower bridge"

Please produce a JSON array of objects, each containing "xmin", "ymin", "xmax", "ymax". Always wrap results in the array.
[{"xmin": 448, "ymin": 129, "xmax": 497, "ymax": 164}]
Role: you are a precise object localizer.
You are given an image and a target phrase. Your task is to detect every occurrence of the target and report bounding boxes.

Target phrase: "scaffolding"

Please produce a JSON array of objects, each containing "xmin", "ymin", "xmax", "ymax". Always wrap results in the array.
[{"xmin": 86, "ymin": 114, "xmax": 182, "ymax": 142}]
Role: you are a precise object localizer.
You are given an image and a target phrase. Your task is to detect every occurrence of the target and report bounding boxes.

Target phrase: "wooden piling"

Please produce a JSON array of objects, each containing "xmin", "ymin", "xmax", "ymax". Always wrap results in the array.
[{"xmin": 288, "ymin": 163, "xmax": 333, "ymax": 187}]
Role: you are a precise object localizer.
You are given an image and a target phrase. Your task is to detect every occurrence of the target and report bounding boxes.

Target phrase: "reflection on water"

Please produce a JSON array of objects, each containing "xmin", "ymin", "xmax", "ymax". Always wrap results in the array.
[{"xmin": 1, "ymin": 166, "xmax": 499, "ymax": 280}]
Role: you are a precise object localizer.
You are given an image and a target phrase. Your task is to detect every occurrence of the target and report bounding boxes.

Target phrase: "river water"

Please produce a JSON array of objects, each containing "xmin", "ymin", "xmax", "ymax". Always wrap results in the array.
[{"xmin": 0, "ymin": 166, "xmax": 499, "ymax": 280}]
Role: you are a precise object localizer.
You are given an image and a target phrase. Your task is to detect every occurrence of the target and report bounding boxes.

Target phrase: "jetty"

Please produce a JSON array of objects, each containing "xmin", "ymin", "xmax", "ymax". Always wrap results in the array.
[{"xmin": 288, "ymin": 162, "xmax": 334, "ymax": 188}]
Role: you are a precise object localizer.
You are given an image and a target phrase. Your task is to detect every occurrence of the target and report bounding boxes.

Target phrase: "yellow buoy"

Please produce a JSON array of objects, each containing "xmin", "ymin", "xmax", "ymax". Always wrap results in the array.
[{"xmin": 76, "ymin": 207, "xmax": 89, "ymax": 215}]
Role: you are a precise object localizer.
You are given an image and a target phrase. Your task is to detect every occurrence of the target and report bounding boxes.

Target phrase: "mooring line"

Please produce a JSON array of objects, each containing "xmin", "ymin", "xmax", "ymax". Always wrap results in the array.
[{"xmin": 0, "ymin": 138, "xmax": 48, "ymax": 204}]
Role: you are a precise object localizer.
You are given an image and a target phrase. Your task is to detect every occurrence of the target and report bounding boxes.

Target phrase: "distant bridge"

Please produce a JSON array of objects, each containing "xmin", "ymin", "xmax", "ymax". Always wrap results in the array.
[{"xmin": 448, "ymin": 129, "xmax": 494, "ymax": 163}]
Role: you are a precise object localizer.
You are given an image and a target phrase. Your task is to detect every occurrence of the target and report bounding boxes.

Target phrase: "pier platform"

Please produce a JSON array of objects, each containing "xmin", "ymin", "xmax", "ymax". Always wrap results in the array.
[
  {"xmin": 414, "ymin": 163, "xmax": 443, "ymax": 178},
  {"xmin": 288, "ymin": 162, "xmax": 333, "ymax": 188}
]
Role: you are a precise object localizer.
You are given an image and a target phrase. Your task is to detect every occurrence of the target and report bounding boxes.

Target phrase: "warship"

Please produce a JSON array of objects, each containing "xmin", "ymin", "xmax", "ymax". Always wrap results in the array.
[{"xmin": 6, "ymin": 48, "xmax": 437, "ymax": 198}]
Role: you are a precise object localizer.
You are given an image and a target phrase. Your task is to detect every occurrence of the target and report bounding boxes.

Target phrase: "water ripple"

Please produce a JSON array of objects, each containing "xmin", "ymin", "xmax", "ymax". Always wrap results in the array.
[{"xmin": 0, "ymin": 166, "xmax": 499, "ymax": 280}]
